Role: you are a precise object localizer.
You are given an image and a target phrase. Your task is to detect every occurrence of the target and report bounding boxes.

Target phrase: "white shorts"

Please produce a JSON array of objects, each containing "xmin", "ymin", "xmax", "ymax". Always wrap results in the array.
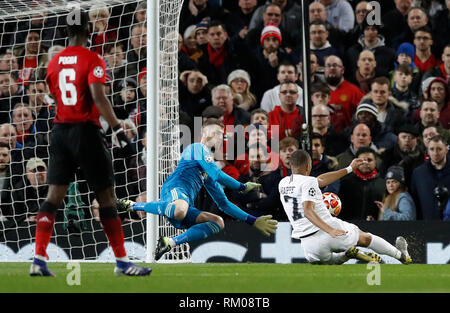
[{"xmin": 300, "ymin": 217, "xmax": 360, "ymax": 264}]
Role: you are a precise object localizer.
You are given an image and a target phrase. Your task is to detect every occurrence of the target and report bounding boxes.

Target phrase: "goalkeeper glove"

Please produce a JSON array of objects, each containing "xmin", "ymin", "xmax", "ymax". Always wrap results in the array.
[
  {"xmin": 241, "ymin": 182, "xmax": 261, "ymax": 193},
  {"xmin": 112, "ymin": 124, "xmax": 136, "ymax": 158},
  {"xmin": 254, "ymin": 215, "xmax": 278, "ymax": 236}
]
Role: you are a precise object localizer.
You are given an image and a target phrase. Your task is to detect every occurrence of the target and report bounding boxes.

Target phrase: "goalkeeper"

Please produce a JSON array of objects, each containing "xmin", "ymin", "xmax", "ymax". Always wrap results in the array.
[{"xmin": 122, "ymin": 118, "xmax": 278, "ymax": 260}]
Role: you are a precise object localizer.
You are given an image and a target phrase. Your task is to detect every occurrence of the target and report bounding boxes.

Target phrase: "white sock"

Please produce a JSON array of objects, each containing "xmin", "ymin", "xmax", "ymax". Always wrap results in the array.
[
  {"xmin": 328, "ymin": 252, "xmax": 349, "ymax": 265},
  {"xmin": 368, "ymin": 234, "xmax": 401, "ymax": 259},
  {"xmin": 116, "ymin": 256, "xmax": 130, "ymax": 263}
]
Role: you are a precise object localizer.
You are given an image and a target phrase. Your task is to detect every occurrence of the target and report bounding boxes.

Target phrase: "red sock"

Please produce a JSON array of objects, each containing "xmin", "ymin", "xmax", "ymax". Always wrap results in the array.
[
  {"xmin": 100, "ymin": 216, "xmax": 127, "ymax": 258},
  {"xmin": 34, "ymin": 212, "xmax": 55, "ymax": 258}
]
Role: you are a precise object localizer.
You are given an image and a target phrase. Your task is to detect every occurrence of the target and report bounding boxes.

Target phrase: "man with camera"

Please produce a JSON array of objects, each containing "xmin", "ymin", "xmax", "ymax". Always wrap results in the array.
[{"xmin": 410, "ymin": 134, "xmax": 450, "ymax": 220}]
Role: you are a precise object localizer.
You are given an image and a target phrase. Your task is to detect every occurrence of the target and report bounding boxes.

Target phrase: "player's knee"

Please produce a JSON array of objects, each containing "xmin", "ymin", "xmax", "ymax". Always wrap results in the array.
[
  {"xmin": 358, "ymin": 232, "xmax": 372, "ymax": 247},
  {"xmin": 211, "ymin": 215, "xmax": 225, "ymax": 230},
  {"xmin": 173, "ymin": 200, "xmax": 188, "ymax": 220}
]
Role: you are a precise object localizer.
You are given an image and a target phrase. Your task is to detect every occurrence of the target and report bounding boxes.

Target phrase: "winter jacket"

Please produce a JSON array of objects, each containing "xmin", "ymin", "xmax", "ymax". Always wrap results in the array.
[
  {"xmin": 323, "ymin": 0, "xmax": 355, "ymax": 32},
  {"xmin": 381, "ymin": 192, "xmax": 416, "ymax": 221}
]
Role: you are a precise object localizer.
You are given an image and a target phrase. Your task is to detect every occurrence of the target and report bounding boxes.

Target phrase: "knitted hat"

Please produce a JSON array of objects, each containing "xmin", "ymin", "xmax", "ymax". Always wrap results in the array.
[
  {"xmin": 397, "ymin": 42, "xmax": 415, "ymax": 59},
  {"xmin": 260, "ymin": 23, "xmax": 282, "ymax": 45},
  {"xmin": 26, "ymin": 157, "xmax": 47, "ymax": 171},
  {"xmin": 386, "ymin": 165, "xmax": 405, "ymax": 184},
  {"xmin": 356, "ymin": 100, "xmax": 379, "ymax": 117},
  {"xmin": 195, "ymin": 19, "xmax": 209, "ymax": 34},
  {"xmin": 138, "ymin": 67, "xmax": 147, "ymax": 83},
  {"xmin": 183, "ymin": 24, "xmax": 197, "ymax": 40},
  {"xmin": 227, "ymin": 69, "xmax": 251, "ymax": 86},
  {"xmin": 421, "ymin": 76, "xmax": 436, "ymax": 94}
]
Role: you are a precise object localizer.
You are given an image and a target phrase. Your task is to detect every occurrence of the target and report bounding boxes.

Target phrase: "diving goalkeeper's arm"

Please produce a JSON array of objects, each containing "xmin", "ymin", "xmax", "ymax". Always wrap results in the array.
[{"xmin": 205, "ymin": 178, "xmax": 278, "ymax": 236}]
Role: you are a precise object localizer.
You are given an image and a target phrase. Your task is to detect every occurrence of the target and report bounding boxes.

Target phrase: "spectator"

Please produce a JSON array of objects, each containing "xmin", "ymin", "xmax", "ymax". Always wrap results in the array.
[
  {"xmin": 277, "ymin": 136, "xmax": 299, "ymax": 177},
  {"xmin": 297, "ymin": 52, "xmax": 322, "ymax": 85},
  {"xmin": 324, "ymin": 55, "xmax": 365, "ymax": 134},
  {"xmin": 390, "ymin": 64, "xmax": 420, "ymax": 120},
  {"xmin": 337, "ymin": 122, "xmax": 378, "ymax": 169},
  {"xmin": 223, "ymin": 0, "xmax": 259, "ymax": 39},
  {"xmin": 246, "ymin": 23, "xmax": 293, "ymax": 101},
  {"xmin": 14, "ymin": 29, "xmax": 48, "ymax": 85},
  {"xmin": 381, "ymin": 0, "xmax": 414, "ymax": 49},
  {"xmin": 0, "ymin": 52, "xmax": 19, "ymax": 77},
  {"xmin": 268, "ymin": 81, "xmax": 304, "ymax": 140},
  {"xmin": 413, "ymin": 26, "xmax": 441, "ymax": 74},
  {"xmin": 11, "ymin": 103, "xmax": 35, "ymax": 149},
  {"xmin": 375, "ymin": 165, "xmax": 417, "ymax": 220},
  {"xmin": 127, "ymin": 23, "xmax": 147, "ymax": 78},
  {"xmin": 103, "ymin": 41, "xmax": 127, "ymax": 83},
  {"xmin": 338, "ymin": 146, "xmax": 385, "ymax": 221},
  {"xmin": 234, "ymin": 143, "xmax": 284, "ymax": 220},
  {"xmin": 250, "ymin": 108, "xmax": 270, "ymax": 127},
  {"xmin": 197, "ymin": 20, "xmax": 243, "ymax": 86},
  {"xmin": 346, "ymin": 21, "xmax": 396, "ymax": 81},
  {"xmin": 430, "ymin": 0, "xmax": 450, "ymax": 56},
  {"xmin": 248, "ymin": 1, "xmax": 302, "ymax": 50},
  {"xmin": 227, "ymin": 69, "xmax": 257, "ymax": 111},
  {"xmin": 421, "ymin": 125, "xmax": 441, "ymax": 158},
  {"xmin": 319, "ymin": 0, "xmax": 355, "ymax": 32},
  {"xmin": 393, "ymin": 42, "xmax": 422, "ymax": 95},
  {"xmin": 179, "ymin": 70, "xmax": 212, "ymax": 119},
  {"xmin": 260, "ymin": 60, "xmax": 302, "ymax": 113},
  {"xmin": 0, "ymin": 71, "xmax": 24, "ymax": 124},
  {"xmin": 310, "ymin": 81, "xmax": 330, "ymax": 107},
  {"xmin": 347, "ymin": 49, "xmax": 380, "ymax": 94},
  {"xmin": 380, "ymin": 124, "xmax": 425, "ymax": 188},
  {"xmin": 426, "ymin": 77, "xmax": 450, "ymax": 129},
  {"xmin": 422, "ymin": 44, "xmax": 450, "ymax": 82},
  {"xmin": 414, "ymin": 99, "xmax": 450, "ymax": 143},
  {"xmin": 179, "ymin": 0, "xmax": 224, "ymax": 35},
  {"xmin": 310, "ymin": 132, "xmax": 340, "ymax": 194},
  {"xmin": 112, "ymin": 77, "xmax": 138, "ymax": 120},
  {"xmin": 346, "ymin": 1, "xmax": 372, "ymax": 47},
  {"xmin": 404, "ymin": 6, "xmax": 430, "ymax": 43},
  {"xmin": 194, "ymin": 19, "xmax": 210, "ymax": 46},
  {"xmin": 0, "ymin": 143, "xmax": 13, "ymax": 220},
  {"xmin": 368, "ymin": 77, "xmax": 408, "ymax": 134},
  {"xmin": 311, "ymin": 103, "xmax": 347, "ymax": 156},
  {"xmin": 211, "ymin": 84, "xmax": 251, "ymax": 138},
  {"xmin": 352, "ymin": 99, "xmax": 398, "ymax": 151},
  {"xmin": 308, "ymin": 1, "xmax": 346, "ymax": 51},
  {"xmin": 25, "ymin": 79, "xmax": 55, "ymax": 134},
  {"xmin": 11, "ymin": 157, "xmax": 49, "ymax": 224},
  {"xmin": 0, "ymin": 123, "xmax": 24, "ymax": 186},
  {"xmin": 89, "ymin": 4, "xmax": 117, "ymax": 55},
  {"xmin": 309, "ymin": 20, "xmax": 340, "ymax": 70},
  {"xmin": 411, "ymin": 134, "xmax": 450, "ymax": 219},
  {"xmin": 181, "ymin": 24, "xmax": 204, "ymax": 64}
]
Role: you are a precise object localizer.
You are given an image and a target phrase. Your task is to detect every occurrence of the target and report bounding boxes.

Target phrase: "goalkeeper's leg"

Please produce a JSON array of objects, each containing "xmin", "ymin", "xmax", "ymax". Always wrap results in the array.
[{"xmin": 155, "ymin": 210, "xmax": 224, "ymax": 261}]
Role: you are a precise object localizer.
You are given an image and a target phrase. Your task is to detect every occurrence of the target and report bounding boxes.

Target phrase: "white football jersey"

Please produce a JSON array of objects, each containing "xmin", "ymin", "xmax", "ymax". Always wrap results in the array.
[{"xmin": 279, "ymin": 174, "xmax": 333, "ymax": 239}]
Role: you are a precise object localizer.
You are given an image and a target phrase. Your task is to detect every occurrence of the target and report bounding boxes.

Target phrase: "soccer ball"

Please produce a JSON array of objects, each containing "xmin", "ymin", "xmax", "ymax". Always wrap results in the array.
[{"xmin": 323, "ymin": 192, "xmax": 342, "ymax": 216}]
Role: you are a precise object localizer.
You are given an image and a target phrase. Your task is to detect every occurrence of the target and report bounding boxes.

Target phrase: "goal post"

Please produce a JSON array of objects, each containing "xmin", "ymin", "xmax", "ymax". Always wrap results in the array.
[{"xmin": 0, "ymin": 0, "xmax": 190, "ymax": 263}]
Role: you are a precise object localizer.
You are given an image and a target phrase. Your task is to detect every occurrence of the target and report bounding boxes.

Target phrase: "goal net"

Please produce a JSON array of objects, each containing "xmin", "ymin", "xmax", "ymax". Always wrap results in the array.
[{"xmin": 0, "ymin": 0, "xmax": 189, "ymax": 262}]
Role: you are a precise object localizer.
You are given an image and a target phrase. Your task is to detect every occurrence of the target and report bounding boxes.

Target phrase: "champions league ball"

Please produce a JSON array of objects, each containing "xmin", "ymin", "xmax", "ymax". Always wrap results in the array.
[{"xmin": 323, "ymin": 192, "xmax": 342, "ymax": 216}]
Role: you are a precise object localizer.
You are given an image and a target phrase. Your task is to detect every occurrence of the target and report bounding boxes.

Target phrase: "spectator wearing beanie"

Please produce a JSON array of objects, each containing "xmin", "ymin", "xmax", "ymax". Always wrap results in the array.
[
  {"xmin": 227, "ymin": 69, "xmax": 257, "ymax": 111},
  {"xmin": 247, "ymin": 22, "xmax": 292, "ymax": 102}
]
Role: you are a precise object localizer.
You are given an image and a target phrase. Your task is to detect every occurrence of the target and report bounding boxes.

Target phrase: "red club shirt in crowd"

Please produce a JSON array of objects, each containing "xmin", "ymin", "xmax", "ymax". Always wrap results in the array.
[
  {"xmin": 328, "ymin": 79, "xmax": 365, "ymax": 133},
  {"xmin": 46, "ymin": 46, "xmax": 106, "ymax": 128},
  {"xmin": 268, "ymin": 105, "xmax": 303, "ymax": 141},
  {"xmin": 414, "ymin": 54, "xmax": 441, "ymax": 74}
]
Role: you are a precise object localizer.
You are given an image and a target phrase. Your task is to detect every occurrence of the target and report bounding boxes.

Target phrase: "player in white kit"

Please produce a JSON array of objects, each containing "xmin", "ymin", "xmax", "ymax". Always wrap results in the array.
[{"xmin": 279, "ymin": 149, "xmax": 412, "ymax": 265}]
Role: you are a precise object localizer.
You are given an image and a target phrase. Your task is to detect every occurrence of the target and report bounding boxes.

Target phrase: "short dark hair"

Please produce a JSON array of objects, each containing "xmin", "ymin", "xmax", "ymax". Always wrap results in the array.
[
  {"xmin": 311, "ymin": 81, "xmax": 331, "ymax": 95},
  {"xmin": 278, "ymin": 60, "xmax": 298, "ymax": 74},
  {"xmin": 202, "ymin": 117, "xmax": 224, "ymax": 129},
  {"xmin": 311, "ymin": 132, "xmax": 324, "ymax": 146},
  {"xmin": 207, "ymin": 20, "xmax": 227, "ymax": 33},
  {"xmin": 414, "ymin": 25, "xmax": 432, "ymax": 36},
  {"xmin": 429, "ymin": 134, "xmax": 446, "ymax": 145},
  {"xmin": 371, "ymin": 76, "xmax": 390, "ymax": 89},
  {"xmin": 66, "ymin": 9, "xmax": 89, "ymax": 38},
  {"xmin": 290, "ymin": 149, "xmax": 311, "ymax": 169},
  {"xmin": 355, "ymin": 146, "xmax": 377, "ymax": 158},
  {"xmin": 395, "ymin": 64, "xmax": 413, "ymax": 76}
]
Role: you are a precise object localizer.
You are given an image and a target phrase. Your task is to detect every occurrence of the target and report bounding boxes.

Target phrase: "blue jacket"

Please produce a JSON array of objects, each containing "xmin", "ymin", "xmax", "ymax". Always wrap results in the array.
[
  {"xmin": 410, "ymin": 155, "xmax": 450, "ymax": 220},
  {"xmin": 381, "ymin": 192, "xmax": 416, "ymax": 221}
]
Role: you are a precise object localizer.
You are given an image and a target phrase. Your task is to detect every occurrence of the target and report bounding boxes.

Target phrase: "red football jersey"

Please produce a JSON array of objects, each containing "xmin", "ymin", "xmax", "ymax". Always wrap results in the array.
[{"xmin": 46, "ymin": 46, "xmax": 106, "ymax": 127}]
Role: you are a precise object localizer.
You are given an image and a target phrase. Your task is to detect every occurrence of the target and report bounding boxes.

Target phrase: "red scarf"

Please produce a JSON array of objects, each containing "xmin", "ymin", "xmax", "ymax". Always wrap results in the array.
[
  {"xmin": 208, "ymin": 43, "xmax": 227, "ymax": 67},
  {"xmin": 354, "ymin": 168, "xmax": 379, "ymax": 181}
]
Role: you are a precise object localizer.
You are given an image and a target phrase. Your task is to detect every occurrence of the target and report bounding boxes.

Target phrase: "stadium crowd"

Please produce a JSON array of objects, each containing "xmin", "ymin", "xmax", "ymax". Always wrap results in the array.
[{"xmin": 1, "ymin": 0, "xmax": 450, "ymax": 231}]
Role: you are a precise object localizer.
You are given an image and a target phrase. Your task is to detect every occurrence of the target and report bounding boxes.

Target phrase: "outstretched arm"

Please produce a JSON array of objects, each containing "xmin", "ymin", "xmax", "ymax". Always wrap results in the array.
[{"xmin": 317, "ymin": 158, "xmax": 365, "ymax": 188}]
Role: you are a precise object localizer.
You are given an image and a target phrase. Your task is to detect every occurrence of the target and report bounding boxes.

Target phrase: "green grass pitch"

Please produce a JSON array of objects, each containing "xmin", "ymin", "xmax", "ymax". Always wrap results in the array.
[{"xmin": 0, "ymin": 263, "xmax": 449, "ymax": 293}]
